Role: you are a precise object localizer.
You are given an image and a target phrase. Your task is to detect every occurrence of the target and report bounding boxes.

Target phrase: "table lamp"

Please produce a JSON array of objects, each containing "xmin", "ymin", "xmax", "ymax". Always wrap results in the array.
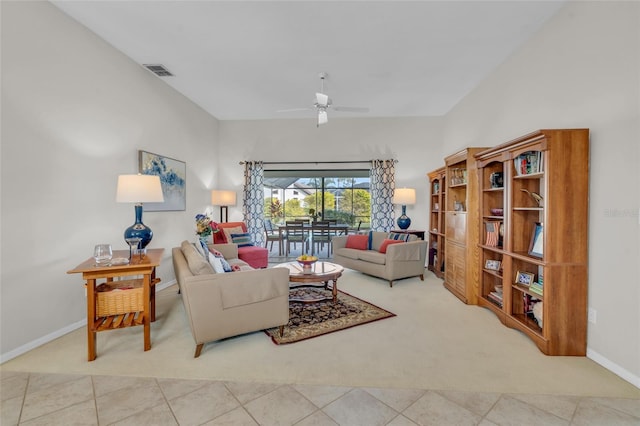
[
  {"xmin": 116, "ymin": 174, "xmax": 164, "ymax": 249},
  {"xmin": 392, "ymin": 188, "xmax": 416, "ymax": 230},
  {"xmin": 211, "ymin": 190, "xmax": 236, "ymax": 222}
]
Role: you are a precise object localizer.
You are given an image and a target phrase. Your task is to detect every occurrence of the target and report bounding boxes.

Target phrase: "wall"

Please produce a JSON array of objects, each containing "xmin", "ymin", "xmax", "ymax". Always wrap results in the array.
[
  {"xmin": 441, "ymin": 1, "xmax": 640, "ymax": 385},
  {"xmin": 218, "ymin": 117, "xmax": 444, "ymax": 230},
  {"xmin": 1, "ymin": 1, "xmax": 220, "ymax": 358}
]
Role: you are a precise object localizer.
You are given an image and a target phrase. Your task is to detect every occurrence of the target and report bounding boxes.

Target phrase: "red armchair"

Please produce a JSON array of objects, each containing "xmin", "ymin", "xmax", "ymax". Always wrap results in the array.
[{"xmin": 213, "ymin": 222, "xmax": 269, "ymax": 268}]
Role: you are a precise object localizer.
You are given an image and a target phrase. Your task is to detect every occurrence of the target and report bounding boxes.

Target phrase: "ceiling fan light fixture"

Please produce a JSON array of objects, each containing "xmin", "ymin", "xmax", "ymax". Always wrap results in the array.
[
  {"xmin": 316, "ymin": 92, "xmax": 329, "ymax": 107},
  {"xmin": 317, "ymin": 109, "xmax": 328, "ymax": 127}
]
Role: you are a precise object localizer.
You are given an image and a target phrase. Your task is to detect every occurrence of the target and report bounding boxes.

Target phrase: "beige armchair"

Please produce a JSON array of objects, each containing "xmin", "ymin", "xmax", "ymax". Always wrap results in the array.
[{"xmin": 172, "ymin": 243, "xmax": 289, "ymax": 357}]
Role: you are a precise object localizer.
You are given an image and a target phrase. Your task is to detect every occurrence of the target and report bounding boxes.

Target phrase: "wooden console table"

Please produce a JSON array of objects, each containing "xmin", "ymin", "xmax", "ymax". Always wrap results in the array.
[
  {"xmin": 391, "ymin": 229, "xmax": 426, "ymax": 240},
  {"xmin": 67, "ymin": 248, "xmax": 164, "ymax": 361}
]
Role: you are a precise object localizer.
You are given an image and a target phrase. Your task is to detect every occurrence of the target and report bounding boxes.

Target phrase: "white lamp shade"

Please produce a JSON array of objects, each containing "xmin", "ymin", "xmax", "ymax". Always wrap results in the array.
[
  {"xmin": 392, "ymin": 188, "xmax": 416, "ymax": 205},
  {"xmin": 116, "ymin": 174, "xmax": 164, "ymax": 203},
  {"xmin": 211, "ymin": 190, "xmax": 236, "ymax": 206}
]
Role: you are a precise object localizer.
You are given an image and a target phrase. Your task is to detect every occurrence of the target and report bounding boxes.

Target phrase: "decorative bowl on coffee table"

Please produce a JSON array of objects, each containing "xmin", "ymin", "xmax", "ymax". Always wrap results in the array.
[{"xmin": 296, "ymin": 255, "xmax": 318, "ymax": 274}]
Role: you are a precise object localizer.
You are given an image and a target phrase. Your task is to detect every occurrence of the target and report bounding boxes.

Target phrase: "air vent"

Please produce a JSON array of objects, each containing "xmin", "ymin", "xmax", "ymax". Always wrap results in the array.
[{"xmin": 143, "ymin": 64, "xmax": 173, "ymax": 77}]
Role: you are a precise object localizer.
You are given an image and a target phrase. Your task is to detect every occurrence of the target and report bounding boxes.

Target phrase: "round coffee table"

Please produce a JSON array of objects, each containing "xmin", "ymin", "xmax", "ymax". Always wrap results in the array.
[{"xmin": 275, "ymin": 261, "xmax": 344, "ymax": 302}]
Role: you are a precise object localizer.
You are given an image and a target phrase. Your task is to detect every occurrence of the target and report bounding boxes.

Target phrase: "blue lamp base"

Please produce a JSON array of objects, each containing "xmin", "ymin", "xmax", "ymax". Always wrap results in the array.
[
  {"xmin": 124, "ymin": 204, "xmax": 153, "ymax": 249},
  {"xmin": 397, "ymin": 205, "xmax": 411, "ymax": 230}
]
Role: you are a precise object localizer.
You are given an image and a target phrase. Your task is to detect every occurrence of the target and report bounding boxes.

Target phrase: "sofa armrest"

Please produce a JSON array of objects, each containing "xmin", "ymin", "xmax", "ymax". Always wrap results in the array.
[
  {"xmin": 208, "ymin": 243, "xmax": 238, "ymax": 260},
  {"xmin": 332, "ymin": 235, "xmax": 348, "ymax": 250},
  {"xmin": 386, "ymin": 240, "xmax": 427, "ymax": 262}
]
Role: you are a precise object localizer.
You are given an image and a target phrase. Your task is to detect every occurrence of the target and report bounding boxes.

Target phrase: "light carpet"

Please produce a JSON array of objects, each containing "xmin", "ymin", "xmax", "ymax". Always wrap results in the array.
[{"xmin": 1, "ymin": 270, "xmax": 638, "ymax": 398}]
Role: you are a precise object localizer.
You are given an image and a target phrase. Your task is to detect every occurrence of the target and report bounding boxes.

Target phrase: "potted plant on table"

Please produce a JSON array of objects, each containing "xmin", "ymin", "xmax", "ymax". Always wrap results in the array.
[{"xmin": 195, "ymin": 213, "xmax": 218, "ymax": 244}]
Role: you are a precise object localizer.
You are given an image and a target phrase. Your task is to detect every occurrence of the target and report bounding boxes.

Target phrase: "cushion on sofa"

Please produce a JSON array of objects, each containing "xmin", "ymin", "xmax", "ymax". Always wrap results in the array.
[
  {"xmin": 387, "ymin": 232, "xmax": 411, "ymax": 242},
  {"xmin": 334, "ymin": 247, "xmax": 361, "ymax": 260},
  {"xmin": 209, "ymin": 248, "xmax": 232, "ymax": 272},
  {"xmin": 208, "ymin": 252, "xmax": 225, "ymax": 273},
  {"xmin": 357, "ymin": 250, "xmax": 387, "ymax": 265},
  {"xmin": 379, "ymin": 239, "xmax": 404, "ymax": 254},
  {"xmin": 181, "ymin": 240, "xmax": 215, "ymax": 275},
  {"xmin": 346, "ymin": 234, "xmax": 368, "ymax": 250},
  {"xmin": 231, "ymin": 232, "xmax": 253, "ymax": 247}
]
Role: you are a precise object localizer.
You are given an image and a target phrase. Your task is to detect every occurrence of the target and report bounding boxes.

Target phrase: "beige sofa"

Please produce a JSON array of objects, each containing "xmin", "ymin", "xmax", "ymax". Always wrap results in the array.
[
  {"xmin": 332, "ymin": 232, "xmax": 427, "ymax": 287},
  {"xmin": 172, "ymin": 241, "xmax": 289, "ymax": 357}
]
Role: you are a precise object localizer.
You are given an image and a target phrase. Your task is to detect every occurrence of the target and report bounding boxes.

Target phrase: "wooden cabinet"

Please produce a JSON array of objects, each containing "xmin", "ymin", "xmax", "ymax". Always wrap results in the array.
[
  {"xmin": 443, "ymin": 148, "xmax": 487, "ymax": 304},
  {"xmin": 427, "ymin": 167, "xmax": 446, "ymax": 279},
  {"xmin": 475, "ymin": 129, "xmax": 589, "ymax": 355}
]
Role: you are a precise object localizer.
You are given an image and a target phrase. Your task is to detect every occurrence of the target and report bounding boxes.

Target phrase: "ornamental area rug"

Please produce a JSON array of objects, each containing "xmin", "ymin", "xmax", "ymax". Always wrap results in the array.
[{"xmin": 265, "ymin": 287, "xmax": 396, "ymax": 345}]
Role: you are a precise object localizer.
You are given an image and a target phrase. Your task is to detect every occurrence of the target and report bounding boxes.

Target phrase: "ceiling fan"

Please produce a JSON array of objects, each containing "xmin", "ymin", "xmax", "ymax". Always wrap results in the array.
[{"xmin": 278, "ymin": 72, "xmax": 369, "ymax": 127}]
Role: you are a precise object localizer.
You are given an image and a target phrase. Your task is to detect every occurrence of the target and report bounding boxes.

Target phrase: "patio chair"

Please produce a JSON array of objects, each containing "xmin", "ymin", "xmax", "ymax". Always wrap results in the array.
[
  {"xmin": 263, "ymin": 218, "xmax": 283, "ymax": 252},
  {"xmin": 311, "ymin": 221, "xmax": 332, "ymax": 257},
  {"xmin": 285, "ymin": 221, "xmax": 308, "ymax": 256}
]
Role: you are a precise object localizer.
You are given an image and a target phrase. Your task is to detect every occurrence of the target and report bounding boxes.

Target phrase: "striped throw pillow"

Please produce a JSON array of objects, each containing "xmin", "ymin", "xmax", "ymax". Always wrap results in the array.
[{"xmin": 230, "ymin": 232, "xmax": 253, "ymax": 247}]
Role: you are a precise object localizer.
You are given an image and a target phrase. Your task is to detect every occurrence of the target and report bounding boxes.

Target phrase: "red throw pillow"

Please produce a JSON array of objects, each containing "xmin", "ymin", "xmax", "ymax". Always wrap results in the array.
[
  {"xmin": 346, "ymin": 235, "xmax": 369, "ymax": 250},
  {"xmin": 379, "ymin": 239, "xmax": 404, "ymax": 254}
]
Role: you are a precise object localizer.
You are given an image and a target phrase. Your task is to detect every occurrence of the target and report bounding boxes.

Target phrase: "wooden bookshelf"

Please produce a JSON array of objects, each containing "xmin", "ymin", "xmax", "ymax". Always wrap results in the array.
[
  {"xmin": 474, "ymin": 129, "xmax": 589, "ymax": 355},
  {"xmin": 427, "ymin": 167, "xmax": 446, "ymax": 279}
]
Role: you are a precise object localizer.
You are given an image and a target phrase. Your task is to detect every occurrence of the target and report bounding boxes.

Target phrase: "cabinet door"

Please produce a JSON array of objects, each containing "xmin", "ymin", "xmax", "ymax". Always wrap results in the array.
[
  {"xmin": 446, "ymin": 242, "xmax": 467, "ymax": 296},
  {"xmin": 445, "ymin": 212, "xmax": 467, "ymax": 244}
]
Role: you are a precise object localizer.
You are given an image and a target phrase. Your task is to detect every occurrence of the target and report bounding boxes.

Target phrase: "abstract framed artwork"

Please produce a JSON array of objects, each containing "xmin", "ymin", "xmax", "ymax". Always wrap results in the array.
[{"xmin": 138, "ymin": 150, "xmax": 186, "ymax": 211}]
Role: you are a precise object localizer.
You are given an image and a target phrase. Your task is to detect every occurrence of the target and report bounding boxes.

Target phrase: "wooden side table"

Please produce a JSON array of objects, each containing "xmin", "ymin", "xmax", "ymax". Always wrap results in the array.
[
  {"xmin": 67, "ymin": 248, "xmax": 164, "ymax": 361},
  {"xmin": 391, "ymin": 229, "xmax": 426, "ymax": 240}
]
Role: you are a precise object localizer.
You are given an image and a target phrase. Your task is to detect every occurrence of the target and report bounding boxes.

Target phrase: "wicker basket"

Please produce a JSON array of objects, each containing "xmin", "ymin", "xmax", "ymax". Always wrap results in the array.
[{"xmin": 96, "ymin": 279, "xmax": 144, "ymax": 317}]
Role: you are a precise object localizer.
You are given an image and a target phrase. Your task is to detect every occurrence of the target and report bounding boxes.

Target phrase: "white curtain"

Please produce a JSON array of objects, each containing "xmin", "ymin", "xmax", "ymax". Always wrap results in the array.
[
  {"xmin": 370, "ymin": 159, "xmax": 396, "ymax": 231},
  {"xmin": 242, "ymin": 161, "xmax": 265, "ymax": 246}
]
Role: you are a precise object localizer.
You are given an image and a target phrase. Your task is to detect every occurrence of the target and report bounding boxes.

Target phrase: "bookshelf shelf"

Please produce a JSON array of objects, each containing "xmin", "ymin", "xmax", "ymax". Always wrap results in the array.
[{"xmin": 475, "ymin": 129, "xmax": 589, "ymax": 356}]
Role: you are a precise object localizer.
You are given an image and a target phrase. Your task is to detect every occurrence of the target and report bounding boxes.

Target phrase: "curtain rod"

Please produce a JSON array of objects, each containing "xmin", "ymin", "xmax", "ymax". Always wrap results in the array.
[{"xmin": 239, "ymin": 159, "xmax": 397, "ymax": 165}]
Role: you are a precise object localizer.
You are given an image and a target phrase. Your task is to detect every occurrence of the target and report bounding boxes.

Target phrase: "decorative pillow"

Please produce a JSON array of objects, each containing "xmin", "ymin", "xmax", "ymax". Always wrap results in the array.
[
  {"xmin": 195, "ymin": 238, "xmax": 208, "ymax": 259},
  {"xmin": 346, "ymin": 234, "xmax": 369, "ymax": 250},
  {"xmin": 222, "ymin": 226, "xmax": 244, "ymax": 244},
  {"xmin": 209, "ymin": 248, "xmax": 232, "ymax": 272},
  {"xmin": 379, "ymin": 239, "xmax": 404, "ymax": 254},
  {"xmin": 208, "ymin": 252, "xmax": 225, "ymax": 273},
  {"xmin": 181, "ymin": 241, "xmax": 214, "ymax": 275},
  {"xmin": 368, "ymin": 230, "xmax": 374, "ymax": 250},
  {"xmin": 387, "ymin": 232, "xmax": 410, "ymax": 242},
  {"xmin": 230, "ymin": 232, "xmax": 253, "ymax": 247}
]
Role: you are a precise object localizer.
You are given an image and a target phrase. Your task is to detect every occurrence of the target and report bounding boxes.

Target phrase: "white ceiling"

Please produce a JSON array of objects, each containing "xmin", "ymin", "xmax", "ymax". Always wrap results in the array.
[{"xmin": 51, "ymin": 1, "xmax": 566, "ymax": 121}]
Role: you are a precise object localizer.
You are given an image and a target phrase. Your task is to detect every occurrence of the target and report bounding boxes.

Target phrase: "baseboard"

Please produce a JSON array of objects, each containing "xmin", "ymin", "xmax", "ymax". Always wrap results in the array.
[
  {"xmin": 0, "ymin": 279, "xmax": 177, "ymax": 364},
  {"xmin": 587, "ymin": 348, "xmax": 640, "ymax": 389}
]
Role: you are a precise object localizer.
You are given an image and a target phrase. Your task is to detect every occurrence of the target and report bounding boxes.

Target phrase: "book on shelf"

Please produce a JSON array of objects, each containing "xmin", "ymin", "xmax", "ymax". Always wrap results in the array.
[
  {"xmin": 513, "ymin": 151, "xmax": 543, "ymax": 176},
  {"xmin": 529, "ymin": 282, "xmax": 543, "ymax": 296},
  {"xmin": 487, "ymin": 291, "xmax": 503, "ymax": 306}
]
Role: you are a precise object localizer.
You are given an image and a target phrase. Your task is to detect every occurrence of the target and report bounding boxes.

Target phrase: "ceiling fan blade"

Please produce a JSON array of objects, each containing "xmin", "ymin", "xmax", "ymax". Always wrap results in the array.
[
  {"xmin": 315, "ymin": 92, "xmax": 329, "ymax": 107},
  {"xmin": 332, "ymin": 106, "xmax": 370, "ymax": 113},
  {"xmin": 277, "ymin": 107, "xmax": 312, "ymax": 113}
]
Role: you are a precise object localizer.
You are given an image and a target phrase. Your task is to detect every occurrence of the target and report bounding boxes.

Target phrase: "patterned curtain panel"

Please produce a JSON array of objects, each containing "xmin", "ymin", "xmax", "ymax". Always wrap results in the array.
[
  {"xmin": 370, "ymin": 159, "xmax": 396, "ymax": 231},
  {"xmin": 242, "ymin": 161, "xmax": 265, "ymax": 246}
]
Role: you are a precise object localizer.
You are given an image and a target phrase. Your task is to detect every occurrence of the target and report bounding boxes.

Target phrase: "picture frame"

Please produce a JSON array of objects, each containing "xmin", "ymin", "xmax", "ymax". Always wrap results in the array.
[
  {"xmin": 485, "ymin": 259, "xmax": 502, "ymax": 271},
  {"xmin": 528, "ymin": 222, "xmax": 544, "ymax": 258},
  {"xmin": 515, "ymin": 270, "xmax": 535, "ymax": 287},
  {"xmin": 138, "ymin": 150, "xmax": 186, "ymax": 211}
]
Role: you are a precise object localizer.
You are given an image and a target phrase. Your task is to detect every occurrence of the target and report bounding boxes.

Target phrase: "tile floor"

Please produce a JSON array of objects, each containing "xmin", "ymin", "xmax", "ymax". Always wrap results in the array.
[{"xmin": 2, "ymin": 370, "xmax": 640, "ymax": 425}]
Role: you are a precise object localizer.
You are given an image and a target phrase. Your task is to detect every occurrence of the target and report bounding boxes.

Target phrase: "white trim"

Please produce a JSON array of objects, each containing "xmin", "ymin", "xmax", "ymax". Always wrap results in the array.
[
  {"xmin": 587, "ymin": 348, "xmax": 640, "ymax": 389},
  {"xmin": 0, "ymin": 279, "xmax": 177, "ymax": 364},
  {"xmin": 0, "ymin": 318, "xmax": 86, "ymax": 364}
]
